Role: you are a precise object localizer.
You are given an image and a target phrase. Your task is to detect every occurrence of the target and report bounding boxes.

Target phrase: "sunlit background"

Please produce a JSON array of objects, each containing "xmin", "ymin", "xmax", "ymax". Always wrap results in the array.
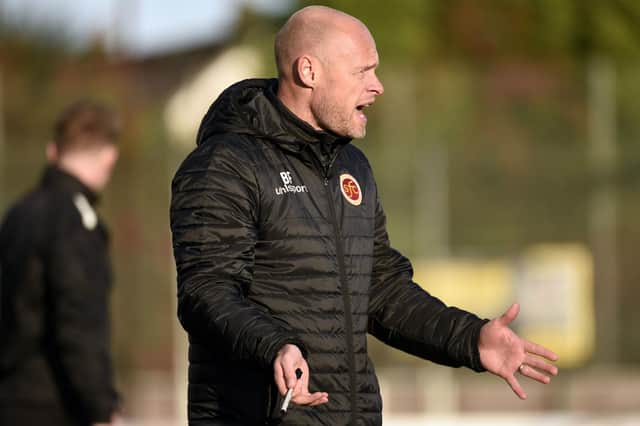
[{"xmin": 1, "ymin": 0, "xmax": 639, "ymax": 424}]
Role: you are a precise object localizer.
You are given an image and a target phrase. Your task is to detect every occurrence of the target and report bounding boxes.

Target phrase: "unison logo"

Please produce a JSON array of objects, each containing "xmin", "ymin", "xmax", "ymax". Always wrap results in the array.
[{"xmin": 275, "ymin": 171, "xmax": 308, "ymax": 195}]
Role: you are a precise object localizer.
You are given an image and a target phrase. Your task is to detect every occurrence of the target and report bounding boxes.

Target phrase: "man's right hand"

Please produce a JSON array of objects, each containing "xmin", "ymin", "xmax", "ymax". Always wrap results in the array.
[{"xmin": 273, "ymin": 344, "xmax": 329, "ymax": 407}]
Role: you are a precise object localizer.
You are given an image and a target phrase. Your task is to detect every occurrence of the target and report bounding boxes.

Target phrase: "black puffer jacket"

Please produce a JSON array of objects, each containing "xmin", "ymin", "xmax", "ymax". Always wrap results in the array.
[{"xmin": 170, "ymin": 79, "xmax": 487, "ymax": 425}]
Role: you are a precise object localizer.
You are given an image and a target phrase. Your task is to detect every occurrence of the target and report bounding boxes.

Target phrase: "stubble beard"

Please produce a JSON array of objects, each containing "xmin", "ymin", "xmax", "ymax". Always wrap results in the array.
[{"xmin": 312, "ymin": 95, "xmax": 364, "ymax": 139}]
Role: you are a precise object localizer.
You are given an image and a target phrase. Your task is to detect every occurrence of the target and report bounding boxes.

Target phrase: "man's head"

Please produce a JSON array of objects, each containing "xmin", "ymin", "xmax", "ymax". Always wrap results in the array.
[
  {"xmin": 46, "ymin": 100, "xmax": 120, "ymax": 192},
  {"xmin": 275, "ymin": 6, "xmax": 384, "ymax": 139}
]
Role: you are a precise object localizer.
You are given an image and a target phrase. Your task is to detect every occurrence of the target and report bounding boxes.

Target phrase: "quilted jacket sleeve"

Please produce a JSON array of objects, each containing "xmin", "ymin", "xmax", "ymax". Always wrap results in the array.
[
  {"xmin": 367, "ymin": 193, "xmax": 488, "ymax": 372},
  {"xmin": 170, "ymin": 138, "xmax": 306, "ymax": 368}
]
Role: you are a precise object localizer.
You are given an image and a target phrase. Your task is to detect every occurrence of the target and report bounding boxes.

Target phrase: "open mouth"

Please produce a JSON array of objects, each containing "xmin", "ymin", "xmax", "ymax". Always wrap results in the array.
[{"xmin": 356, "ymin": 103, "xmax": 373, "ymax": 123}]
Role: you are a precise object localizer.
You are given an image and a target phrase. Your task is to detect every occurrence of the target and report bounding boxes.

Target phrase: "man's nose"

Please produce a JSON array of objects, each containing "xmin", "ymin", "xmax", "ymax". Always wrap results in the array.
[{"xmin": 370, "ymin": 74, "xmax": 384, "ymax": 96}]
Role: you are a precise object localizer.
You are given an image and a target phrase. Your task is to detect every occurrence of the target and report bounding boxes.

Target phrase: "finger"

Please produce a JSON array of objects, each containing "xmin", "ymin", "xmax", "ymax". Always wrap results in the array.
[
  {"xmin": 524, "ymin": 355, "xmax": 558, "ymax": 376},
  {"xmin": 506, "ymin": 374, "xmax": 527, "ymax": 400},
  {"xmin": 499, "ymin": 303, "xmax": 520, "ymax": 326},
  {"xmin": 308, "ymin": 393, "xmax": 330, "ymax": 407},
  {"xmin": 519, "ymin": 364, "xmax": 551, "ymax": 384},
  {"xmin": 307, "ymin": 392, "xmax": 329, "ymax": 406},
  {"xmin": 292, "ymin": 362, "xmax": 309, "ymax": 398},
  {"xmin": 283, "ymin": 363, "xmax": 298, "ymax": 389},
  {"xmin": 292, "ymin": 392, "xmax": 320, "ymax": 405},
  {"xmin": 524, "ymin": 340, "xmax": 558, "ymax": 362},
  {"xmin": 274, "ymin": 362, "xmax": 288, "ymax": 396},
  {"xmin": 292, "ymin": 392, "xmax": 329, "ymax": 406},
  {"xmin": 293, "ymin": 366, "xmax": 307, "ymax": 397}
]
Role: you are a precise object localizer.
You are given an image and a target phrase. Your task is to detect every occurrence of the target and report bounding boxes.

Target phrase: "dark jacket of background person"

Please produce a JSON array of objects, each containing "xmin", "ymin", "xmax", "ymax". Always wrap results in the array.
[
  {"xmin": 0, "ymin": 165, "xmax": 118, "ymax": 425},
  {"xmin": 170, "ymin": 78, "xmax": 488, "ymax": 425}
]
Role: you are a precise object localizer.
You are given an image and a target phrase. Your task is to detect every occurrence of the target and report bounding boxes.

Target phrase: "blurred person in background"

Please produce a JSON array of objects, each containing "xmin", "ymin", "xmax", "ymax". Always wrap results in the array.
[
  {"xmin": 0, "ymin": 100, "xmax": 121, "ymax": 426},
  {"xmin": 170, "ymin": 5, "xmax": 558, "ymax": 425}
]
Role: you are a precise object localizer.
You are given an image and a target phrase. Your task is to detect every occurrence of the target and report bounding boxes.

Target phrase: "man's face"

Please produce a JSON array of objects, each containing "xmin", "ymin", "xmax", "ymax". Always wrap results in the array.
[
  {"xmin": 93, "ymin": 143, "xmax": 119, "ymax": 191},
  {"xmin": 311, "ymin": 30, "xmax": 384, "ymax": 139}
]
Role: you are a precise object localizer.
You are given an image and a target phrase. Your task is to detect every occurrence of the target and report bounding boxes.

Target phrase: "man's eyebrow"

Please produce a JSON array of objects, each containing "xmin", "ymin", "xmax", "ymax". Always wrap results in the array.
[{"xmin": 354, "ymin": 63, "xmax": 378, "ymax": 73}]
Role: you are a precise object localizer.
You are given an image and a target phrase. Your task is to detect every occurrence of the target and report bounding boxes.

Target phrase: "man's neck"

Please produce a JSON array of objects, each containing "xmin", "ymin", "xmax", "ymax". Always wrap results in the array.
[
  {"xmin": 55, "ymin": 156, "xmax": 100, "ymax": 193},
  {"xmin": 277, "ymin": 80, "xmax": 321, "ymax": 131}
]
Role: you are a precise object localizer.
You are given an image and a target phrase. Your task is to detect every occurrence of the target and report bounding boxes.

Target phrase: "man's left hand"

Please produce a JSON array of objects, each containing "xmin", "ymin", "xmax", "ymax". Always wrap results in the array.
[{"xmin": 478, "ymin": 303, "xmax": 559, "ymax": 400}]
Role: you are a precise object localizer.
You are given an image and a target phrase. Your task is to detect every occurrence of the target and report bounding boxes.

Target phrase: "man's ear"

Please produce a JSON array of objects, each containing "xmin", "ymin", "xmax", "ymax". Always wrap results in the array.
[
  {"xmin": 45, "ymin": 142, "xmax": 59, "ymax": 164},
  {"xmin": 296, "ymin": 55, "xmax": 319, "ymax": 88}
]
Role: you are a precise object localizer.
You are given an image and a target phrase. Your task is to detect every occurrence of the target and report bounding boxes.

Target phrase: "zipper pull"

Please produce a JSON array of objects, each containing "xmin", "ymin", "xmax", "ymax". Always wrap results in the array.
[{"xmin": 323, "ymin": 177, "xmax": 329, "ymax": 186}]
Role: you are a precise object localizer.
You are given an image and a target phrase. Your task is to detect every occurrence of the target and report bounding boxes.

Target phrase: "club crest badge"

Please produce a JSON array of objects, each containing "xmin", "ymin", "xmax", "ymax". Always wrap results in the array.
[{"xmin": 339, "ymin": 174, "xmax": 362, "ymax": 206}]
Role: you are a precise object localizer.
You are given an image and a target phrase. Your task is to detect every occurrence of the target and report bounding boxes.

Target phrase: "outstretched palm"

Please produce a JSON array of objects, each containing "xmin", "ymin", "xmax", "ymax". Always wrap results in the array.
[{"xmin": 478, "ymin": 303, "xmax": 559, "ymax": 399}]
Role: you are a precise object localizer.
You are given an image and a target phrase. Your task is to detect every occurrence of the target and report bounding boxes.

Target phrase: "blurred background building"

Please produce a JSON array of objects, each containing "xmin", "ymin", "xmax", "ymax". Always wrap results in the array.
[{"xmin": 1, "ymin": 0, "xmax": 639, "ymax": 424}]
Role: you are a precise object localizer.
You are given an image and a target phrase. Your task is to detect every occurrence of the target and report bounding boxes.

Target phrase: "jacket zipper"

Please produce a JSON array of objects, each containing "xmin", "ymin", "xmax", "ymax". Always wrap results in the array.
[{"xmin": 322, "ymin": 154, "xmax": 357, "ymax": 422}]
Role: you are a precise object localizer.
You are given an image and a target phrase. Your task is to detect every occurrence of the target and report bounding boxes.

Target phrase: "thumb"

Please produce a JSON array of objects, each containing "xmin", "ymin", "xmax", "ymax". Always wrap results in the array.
[{"xmin": 499, "ymin": 303, "xmax": 520, "ymax": 326}]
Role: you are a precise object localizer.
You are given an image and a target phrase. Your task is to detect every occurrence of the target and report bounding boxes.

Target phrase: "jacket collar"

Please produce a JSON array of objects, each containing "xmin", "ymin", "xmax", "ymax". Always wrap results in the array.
[
  {"xmin": 41, "ymin": 165, "xmax": 99, "ymax": 205},
  {"xmin": 197, "ymin": 78, "xmax": 351, "ymax": 164},
  {"xmin": 263, "ymin": 80, "xmax": 351, "ymax": 148},
  {"xmin": 262, "ymin": 80, "xmax": 351, "ymax": 168}
]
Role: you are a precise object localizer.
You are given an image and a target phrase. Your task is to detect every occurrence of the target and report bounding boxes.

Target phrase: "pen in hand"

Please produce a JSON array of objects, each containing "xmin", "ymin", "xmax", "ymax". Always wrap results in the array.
[{"xmin": 280, "ymin": 368, "xmax": 303, "ymax": 414}]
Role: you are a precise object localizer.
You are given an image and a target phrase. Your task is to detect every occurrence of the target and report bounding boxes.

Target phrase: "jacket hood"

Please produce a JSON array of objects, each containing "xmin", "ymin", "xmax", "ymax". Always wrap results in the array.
[{"xmin": 196, "ymin": 78, "xmax": 351, "ymax": 151}]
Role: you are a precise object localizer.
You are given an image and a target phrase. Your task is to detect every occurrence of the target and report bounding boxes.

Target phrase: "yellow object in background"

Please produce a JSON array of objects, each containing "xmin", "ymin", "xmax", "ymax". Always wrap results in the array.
[
  {"xmin": 514, "ymin": 244, "xmax": 594, "ymax": 367},
  {"xmin": 412, "ymin": 244, "xmax": 594, "ymax": 368},
  {"xmin": 413, "ymin": 258, "xmax": 514, "ymax": 320}
]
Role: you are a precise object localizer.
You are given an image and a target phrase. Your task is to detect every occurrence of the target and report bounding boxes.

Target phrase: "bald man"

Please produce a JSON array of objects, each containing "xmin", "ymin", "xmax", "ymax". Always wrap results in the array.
[{"xmin": 170, "ymin": 6, "xmax": 558, "ymax": 425}]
